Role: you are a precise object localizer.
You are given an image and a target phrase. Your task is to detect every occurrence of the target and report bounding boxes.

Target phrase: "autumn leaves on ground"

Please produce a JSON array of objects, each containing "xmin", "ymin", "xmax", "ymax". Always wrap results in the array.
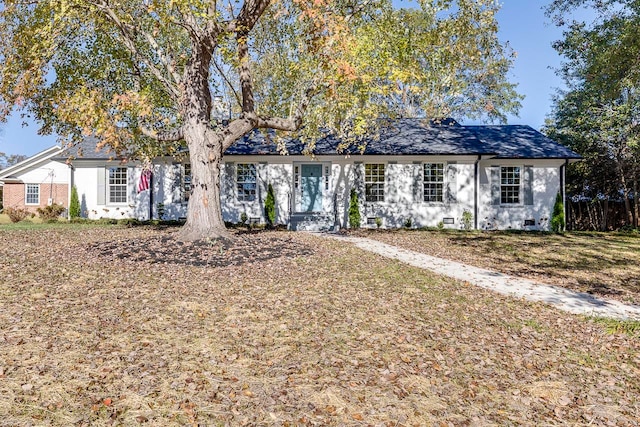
[{"xmin": 1, "ymin": 226, "xmax": 639, "ymax": 426}]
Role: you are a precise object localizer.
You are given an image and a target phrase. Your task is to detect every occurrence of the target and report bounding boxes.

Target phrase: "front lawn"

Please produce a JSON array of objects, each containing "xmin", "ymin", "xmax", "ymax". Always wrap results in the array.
[
  {"xmin": 358, "ymin": 229, "xmax": 640, "ymax": 305},
  {"xmin": 1, "ymin": 226, "xmax": 638, "ymax": 425}
]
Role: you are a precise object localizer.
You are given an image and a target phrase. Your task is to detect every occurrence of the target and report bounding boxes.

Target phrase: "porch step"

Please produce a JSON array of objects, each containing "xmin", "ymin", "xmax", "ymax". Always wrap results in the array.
[{"xmin": 290, "ymin": 212, "xmax": 335, "ymax": 232}]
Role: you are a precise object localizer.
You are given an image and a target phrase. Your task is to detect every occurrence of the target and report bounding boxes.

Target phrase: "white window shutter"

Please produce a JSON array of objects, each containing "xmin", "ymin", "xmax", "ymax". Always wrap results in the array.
[
  {"xmin": 446, "ymin": 162, "xmax": 457, "ymax": 204},
  {"xmin": 490, "ymin": 166, "xmax": 500, "ymax": 206},
  {"xmin": 97, "ymin": 167, "xmax": 106, "ymax": 205}
]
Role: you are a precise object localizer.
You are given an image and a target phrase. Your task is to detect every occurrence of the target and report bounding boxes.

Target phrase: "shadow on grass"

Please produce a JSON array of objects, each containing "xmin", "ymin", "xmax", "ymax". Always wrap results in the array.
[{"xmin": 87, "ymin": 232, "xmax": 314, "ymax": 267}]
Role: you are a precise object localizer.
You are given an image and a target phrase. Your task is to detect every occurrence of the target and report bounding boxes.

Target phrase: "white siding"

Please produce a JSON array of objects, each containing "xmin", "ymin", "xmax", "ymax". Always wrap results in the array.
[
  {"xmin": 61, "ymin": 155, "xmax": 566, "ymax": 230},
  {"xmin": 478, "ymin": 159, "xmax": 563, "ymax": 231},
  {"xmin": 14, "ymin": 160, "xmax": 68, "ymax": 184}
]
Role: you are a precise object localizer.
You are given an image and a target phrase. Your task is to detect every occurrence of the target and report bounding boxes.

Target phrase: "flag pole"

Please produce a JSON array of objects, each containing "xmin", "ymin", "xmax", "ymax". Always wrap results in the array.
[{"xmin": 149, "ymin": 168, "xmax": 154, "ymax": 221}]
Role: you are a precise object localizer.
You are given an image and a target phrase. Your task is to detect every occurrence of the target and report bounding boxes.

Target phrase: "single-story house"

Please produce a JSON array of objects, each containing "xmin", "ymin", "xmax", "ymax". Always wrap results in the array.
[{"xmin": 0, "ymin": 119, "xmax": 581, "ymax": 230}]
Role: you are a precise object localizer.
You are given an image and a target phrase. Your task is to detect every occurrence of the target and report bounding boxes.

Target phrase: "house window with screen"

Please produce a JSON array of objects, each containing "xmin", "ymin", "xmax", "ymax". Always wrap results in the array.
[
  {"xmin": 500, "ymin": 166, "xmax": 520, "ymax": 204},
  {"xmin": 365, "ymin": 163, "xmax": 385, "ymax": 202},
  {"xmin": 237, "ymin": 163, "xmax": 257, "ymax": 202},
  {"xmin": 423, "ymin": 163, "xmax": 444, "ymax": 202},
  {"xmin": 25, "ymin": 184, "xmax": 40, "ymax": 205},
  {"xmin": 108, "ymin": 167, "xmax": 128, "ymax": 204}
]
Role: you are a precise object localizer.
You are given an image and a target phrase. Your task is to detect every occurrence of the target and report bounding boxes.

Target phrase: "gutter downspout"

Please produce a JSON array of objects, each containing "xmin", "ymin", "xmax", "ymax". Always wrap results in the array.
[
  {"xmin": 474, "ymin": 155, "xmax": 480, "ymax": 230},
  {"xmin": 149, "ymin": 168, "xmax": 154, "ymax": 221},
  {"xmin": 67, "ymin": 164, "xmax": 74, "ymax": 220}
]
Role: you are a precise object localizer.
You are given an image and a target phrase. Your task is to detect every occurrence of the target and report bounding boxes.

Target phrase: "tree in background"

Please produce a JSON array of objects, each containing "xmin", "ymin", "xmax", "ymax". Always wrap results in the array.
[
  {"xmin": 0, "ymin": 152, "xmax": 27, "ymax": 170},
  {"xmin": 0, "ymin": 0, "xmax": 521, "ymax": 240},
  {"xmin": 545, "ymin": 0, "xmax": 640, "ymax": 229}
]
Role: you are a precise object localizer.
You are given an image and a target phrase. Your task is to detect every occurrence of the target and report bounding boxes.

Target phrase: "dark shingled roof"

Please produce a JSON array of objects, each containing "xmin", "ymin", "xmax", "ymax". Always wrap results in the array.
[
  {"xmin": 54, "ymin": 119, "xmax": 581, "ymax": 160},
  {"xmin": 467, "ymin": 125, "xmax": 582, "ymax": 159},
  {"xmin": 53, "ymin": 137, "xmax": 132, "ymax": 160},
  {"xmin": 227, "ymin": 119, "xmax": 580, "ymax": 159}
]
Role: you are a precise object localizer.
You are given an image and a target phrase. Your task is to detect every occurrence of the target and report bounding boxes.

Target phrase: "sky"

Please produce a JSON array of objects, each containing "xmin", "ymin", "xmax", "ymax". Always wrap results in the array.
[{"xmin": 0, "ymin": 1, "xmax": 579, "ymax": 157}]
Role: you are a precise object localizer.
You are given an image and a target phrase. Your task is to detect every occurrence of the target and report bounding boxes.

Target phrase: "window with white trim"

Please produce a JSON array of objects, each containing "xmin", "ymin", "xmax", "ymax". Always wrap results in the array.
[
  {"xmin": 423, "ymin": 163, "xmax": 444, "ymax": 202},
  {"xmin": 236, "ymin": 163, "xmax": 257, "ymax": 202},
  {"xmin": 108, "ymin": 167, "xmax": 128, "ymax": 204},
  {"xmin": 25, "ymin": 184, "xmax": 39, "ymax": 205},
  {"xmin": 365, "ymin": 163, "xmax": 385, "ymax": 202},
  {"xmin": 500, "ymin": 166, "xmax": 520, "ymax": 204}
]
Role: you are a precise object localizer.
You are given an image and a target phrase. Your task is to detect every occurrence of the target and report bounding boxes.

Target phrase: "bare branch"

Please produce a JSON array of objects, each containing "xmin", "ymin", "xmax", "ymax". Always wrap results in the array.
[
  {"xmin": 140, "ymin": 125, "xmax": 184, "ymax": 142},
  {"xmin": 141, "ymin": 31, "xmax": 182, "ymax": 88},
  {"xmin": 212, "ymin": 56, "xmax": 241, "ymax": 105},
  {"xmin": 221, "ymin": 117, "xmax": 255, "ymax": 149},
  {"xmin": 90, "ymin": 1, "xmax": 181, "ymax": 99}
]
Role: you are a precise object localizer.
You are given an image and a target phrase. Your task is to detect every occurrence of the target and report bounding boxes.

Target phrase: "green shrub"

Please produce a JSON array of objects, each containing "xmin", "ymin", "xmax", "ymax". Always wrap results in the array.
[
  {"xmin": 37, "ymin": 203, "xmax": 66, "ymax": 221},
  {"xmin": 437, "ymin": 221, "xmax": 444, "ymax": 230},
  {"xmin": 461, "ymin": 210, "xmax": 473, "ymax": 231},
  {"xmin": 264, "ymin": 183, "xmax": 276, "ymax": 227},
  {"xmin": 551, "ymin": 192, "xmax": 565, "ymax": 233},
  {"xmin": 375, "ymin": 217, "xmax": 383, "ymax": 229},
  {"xmin": 404, "ymin": 217, "xmax": 413, "ymax": 228},
  {"xmin": 5, "ymin": 207, "xmax": 30, "ymax": 223},
  {"xmin": 348, "ymin": 189, "xmax": 361, "ymax": 229},
  {"xmin": 156, "ymin": 202, "xmax": 166, "ymax": 220},
  {"xmin": 69, "ymin": 186, "xmax": 81, "ymax": 218}
]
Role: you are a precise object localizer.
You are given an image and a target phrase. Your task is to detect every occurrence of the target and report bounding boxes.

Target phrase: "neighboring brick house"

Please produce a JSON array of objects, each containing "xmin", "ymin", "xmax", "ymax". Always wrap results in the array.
[{"xmin": 0, "ymin": 146, "xmax": 70, "ymax": 213}]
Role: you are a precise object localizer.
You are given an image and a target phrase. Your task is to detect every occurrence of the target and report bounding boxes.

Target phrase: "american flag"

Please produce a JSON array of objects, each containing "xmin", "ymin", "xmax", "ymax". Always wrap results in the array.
[{"xmin": 137, "ymin": 168, "xmax": 152, "ymax": 193}]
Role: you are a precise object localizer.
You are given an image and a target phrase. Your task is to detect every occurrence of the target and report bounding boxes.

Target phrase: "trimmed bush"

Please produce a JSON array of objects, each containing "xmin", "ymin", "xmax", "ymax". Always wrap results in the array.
[
  {"xmin": 551, "ymin": 192, "xmax": 565, "ymax": 233},
  {"xmin": 5, "ymin": 207, "xmax": 30, "ymax": 223},
  {"xmin": 69, "ymin": 186, "xmax": 81, "ymax": 218},
  {"xmin": 348, "ymin": 189, "xmax": 361, "ymax": 229},
  {"xmin": 37, "ymin": 203, "xmax": 66, "ymax": 221},
  {"xmin": 264, "ymin": 183, "xmax": 276, "ymax": 227},
  {"xmin": 462, "ymin": 209, "xmax": 473, "ymax": 231}
]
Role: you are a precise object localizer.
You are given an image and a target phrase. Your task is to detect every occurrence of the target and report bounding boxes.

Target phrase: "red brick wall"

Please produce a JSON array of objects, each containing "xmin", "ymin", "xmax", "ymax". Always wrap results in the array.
[{"xmin": 2, "ymin": 183, "xmax": 68, "ymax": 213}]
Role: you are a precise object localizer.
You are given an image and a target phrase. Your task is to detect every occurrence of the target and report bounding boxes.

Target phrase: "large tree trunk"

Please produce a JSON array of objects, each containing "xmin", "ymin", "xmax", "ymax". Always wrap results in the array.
[{"xmin": 176, "ymin": 125, "xmax": 230, "ymax": 242}]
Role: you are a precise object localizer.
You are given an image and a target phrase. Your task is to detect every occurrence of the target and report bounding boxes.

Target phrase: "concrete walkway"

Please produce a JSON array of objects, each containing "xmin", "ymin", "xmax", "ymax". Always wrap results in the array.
[{"xmin": 324, "ymin": 234, "xmax": 640, "ymax": 321}]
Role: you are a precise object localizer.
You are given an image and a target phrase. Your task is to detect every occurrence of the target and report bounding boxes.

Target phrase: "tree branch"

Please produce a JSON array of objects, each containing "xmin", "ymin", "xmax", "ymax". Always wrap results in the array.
[
  {"xmin": 140, "ymin": 125, "xmax": 184, "ymax": 142},
  {"xmin": 220, "ymin": 83, "xmax": 322, "ymax": 150},
  {"xmin": 91, "ymin": 1, "xmax": 181, "ymax": 99},
  {"xmin": 212, "ymin": 56, "xmax": 242, "ymax": 105},
  {"xmin": 140, "ymin": 31, "xmax": 182, "ymax": 88},
  {"xmin": 237, "ymin": 30, "xmax": 254, "ymax": 113}
]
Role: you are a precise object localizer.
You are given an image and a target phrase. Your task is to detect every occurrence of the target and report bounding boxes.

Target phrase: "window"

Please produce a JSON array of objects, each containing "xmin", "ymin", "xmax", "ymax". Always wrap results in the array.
[
  {"xmin": 108, "ymin": 167, "xmax": 128, "ymax": 204},
  {"xmin": 423, "ymin": 163, "xmax": 444, "ymax": 202},
  {"xmin": 25, "ymin": 184, "xmax": 39, "ymax": 205},
  {"xmin": 500, "ymin": 166, "xmax": 520, "ymax": 204},
  {"xmin": 237, "ymin": 163, "xmax": 257, "ymax": 202},
  {"xmin": 182, "ymin": 163, "xmax": 192, "ymax": 202},
  {"xmin": 365, "ymin": 163, "xmax": 385, "ymax": 202}
]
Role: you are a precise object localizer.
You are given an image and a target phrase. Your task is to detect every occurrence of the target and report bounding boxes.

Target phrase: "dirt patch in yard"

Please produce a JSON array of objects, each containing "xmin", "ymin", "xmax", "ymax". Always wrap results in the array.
[
  {"xmin": 1, "ymin": 226, "xmax": 639, "ymax": 426},
  {"xmin": 355, "ymin": 229, "xmax": 640, "ymax": 306}
]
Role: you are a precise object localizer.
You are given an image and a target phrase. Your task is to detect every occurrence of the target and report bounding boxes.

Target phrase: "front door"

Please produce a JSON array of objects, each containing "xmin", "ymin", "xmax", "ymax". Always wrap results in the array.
[{"xmin": 301, "ymin": 164, "xmax": 322, "ymax": 212}]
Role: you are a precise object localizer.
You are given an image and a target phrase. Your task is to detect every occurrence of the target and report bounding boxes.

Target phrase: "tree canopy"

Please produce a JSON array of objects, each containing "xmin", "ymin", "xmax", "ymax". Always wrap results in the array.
[
  {"xmin": 0, "ymin": 0, "xmax": 522, "ymax": 240},
  {"xmin": 544, "ymin": 0, "xmax": 640, "ymax": 229}
]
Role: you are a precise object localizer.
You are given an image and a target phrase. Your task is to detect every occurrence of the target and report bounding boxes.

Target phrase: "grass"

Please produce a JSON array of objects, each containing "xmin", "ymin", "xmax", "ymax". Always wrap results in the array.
[
  {"xmin": 358, "ymin": 228, "xmax": 640, "ymax": 305},
  {"xmin": 1, "ymin": 226, "xmax": 639, "ymax": 425}
]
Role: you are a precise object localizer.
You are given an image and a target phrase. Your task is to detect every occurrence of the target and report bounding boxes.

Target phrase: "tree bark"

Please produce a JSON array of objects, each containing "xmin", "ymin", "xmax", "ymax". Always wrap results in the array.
[
  {"xmin": 633, "ymin": 171, "xmax": 639, "ymax": 228},
  {"xmin": 176, "ymin": 124, "xmax": 230, "ymax": 241}
]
